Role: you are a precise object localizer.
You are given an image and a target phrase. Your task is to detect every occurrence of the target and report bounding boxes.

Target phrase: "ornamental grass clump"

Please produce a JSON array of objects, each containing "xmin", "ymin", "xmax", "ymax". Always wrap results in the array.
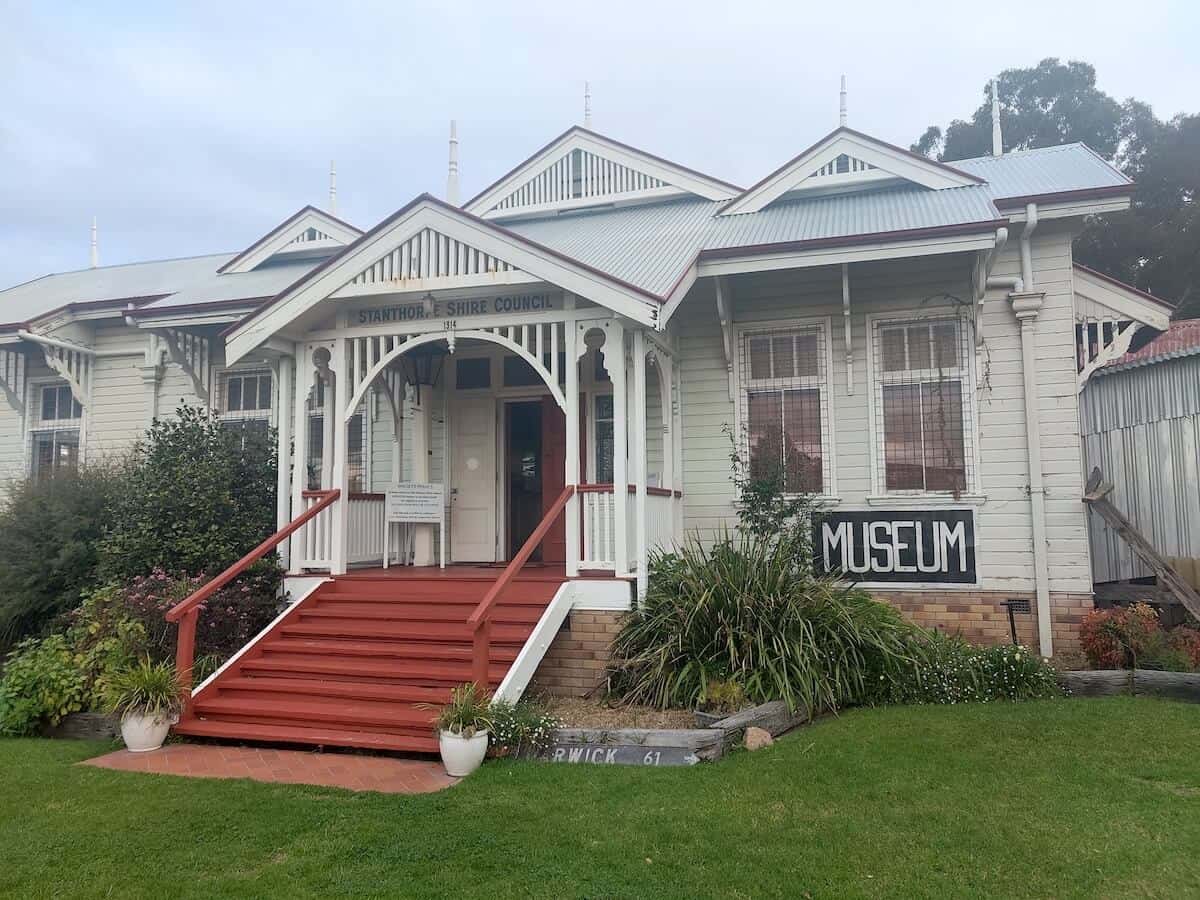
[{"xmin": 609, "ymin": 532, "xmax": 917, "ymax": 715}]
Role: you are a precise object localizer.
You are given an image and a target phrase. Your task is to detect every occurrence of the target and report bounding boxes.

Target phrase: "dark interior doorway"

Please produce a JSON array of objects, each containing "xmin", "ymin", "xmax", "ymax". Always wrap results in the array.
[
  {"xmin": 505, "ymin": 398, "xmax": 567, "ymax": 563},
  {"xmin": 506, "ymin": 401, "xmax": 544, "ymax": 560}
]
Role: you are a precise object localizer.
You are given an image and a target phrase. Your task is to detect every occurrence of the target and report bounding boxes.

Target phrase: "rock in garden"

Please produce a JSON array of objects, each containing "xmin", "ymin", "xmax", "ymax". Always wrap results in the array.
[{"xmin": 744, "ymin": 727, "xmax": 773, "ymax": 750}]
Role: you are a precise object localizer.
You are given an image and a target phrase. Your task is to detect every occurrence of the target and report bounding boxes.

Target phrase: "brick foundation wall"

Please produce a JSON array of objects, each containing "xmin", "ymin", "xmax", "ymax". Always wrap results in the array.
[
  {"xmin": 528, "ymin": 593, "xmax": 1095, "ymax": 698},
  {"xmin": 871, "ymin": 590, "xmax": 1093, "ymax": 655},
  {"xmin": 528, "ymin": 610, "xmax": 624, "ymax": 698}
]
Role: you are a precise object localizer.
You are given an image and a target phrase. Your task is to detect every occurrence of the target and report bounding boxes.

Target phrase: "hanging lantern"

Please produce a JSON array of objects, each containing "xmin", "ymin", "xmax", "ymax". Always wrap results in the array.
[{"xmin": 400, "ymin": 343, "xmax": 447, "ymax": 387}]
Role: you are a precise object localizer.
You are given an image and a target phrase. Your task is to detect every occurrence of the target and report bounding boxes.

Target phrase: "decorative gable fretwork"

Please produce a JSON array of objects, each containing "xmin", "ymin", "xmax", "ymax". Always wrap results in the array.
[
  {"xmin": 349, "ymin": 227, "xmax": 520, "ymax": 288},
  {"xmin": 811, "ymin": 154, "xmax": 876, "ymax": 178},
  {"xmin": 491, "ymin": 149, "xmax": 669, "ymax": 214},
  {"xmin": 289, "ymin": 226, "xmax": 339, "ymax": 245},
  {"xmin": 0, "ymin": 348, "xmax": 28, "ymax": 414},
  {"xmin": 1077, "ymin": 319, "xmax": 1137, "ymax": 390},
  {"xmin": 1073, "ymin": 265, "xmax": 1173, "ymax": 391},
  {"xmin": 463, "ymin": 128, "xmax": 738, "ymax": 221}
]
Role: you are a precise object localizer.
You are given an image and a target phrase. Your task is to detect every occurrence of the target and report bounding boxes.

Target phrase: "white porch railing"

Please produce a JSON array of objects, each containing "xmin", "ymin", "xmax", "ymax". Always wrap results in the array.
[
  {"xmin": 347, "ymin": 493, "xmax": 387, "ymax": 565},
  {"xmin": 580, "ymin": 487, "xmax": 617, "ymax": 570},
  {"xmin": 579, "ymin": 484, "xmax": 680, "ymax": 573},
  {"xmin": 296, "ymin": 490, "xmax": 335, "ymax": 570}
]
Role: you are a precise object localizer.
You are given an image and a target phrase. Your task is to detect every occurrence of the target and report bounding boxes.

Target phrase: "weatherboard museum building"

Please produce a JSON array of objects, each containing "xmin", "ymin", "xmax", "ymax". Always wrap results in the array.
[{"xmin": 0, "ymin": 103, "xmax": 1174, "ymax": 733}]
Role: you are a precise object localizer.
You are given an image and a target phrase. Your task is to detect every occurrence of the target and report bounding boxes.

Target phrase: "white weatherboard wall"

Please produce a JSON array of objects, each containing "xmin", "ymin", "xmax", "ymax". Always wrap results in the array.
[{"xmin": 673, "ymin": 227, "xmax": 1091, "ymax": 595}]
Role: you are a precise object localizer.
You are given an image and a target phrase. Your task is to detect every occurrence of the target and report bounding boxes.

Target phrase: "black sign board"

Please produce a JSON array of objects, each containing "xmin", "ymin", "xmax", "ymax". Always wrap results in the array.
[
  {"xmin": 814, "ymin": 509, "xmax": 976, "ymax": 584},
  {"xmin": 536, "ymin": 744, "xmax": 700, "ymax": 766}
]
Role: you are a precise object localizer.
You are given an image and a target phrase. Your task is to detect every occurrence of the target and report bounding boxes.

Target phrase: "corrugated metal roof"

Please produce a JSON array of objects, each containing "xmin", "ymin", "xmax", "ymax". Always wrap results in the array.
[
  {"xmin": 0, "ymin": 253, "xmax": 233, "ymax": 325},
  {"xmin": 950, "ymin": 144, "xmax": 1130, "ymax": 200},
  {"xmin": 1, "ymin": 137, "xmax": 1134, "ymax": 322},
  {"xmin": 506, "ymin": 198, "xmax": 718, "ymax": 296},
  {"xmin": 1099, "ymin": 319, "xmax": 1200, "ymax": 374}
]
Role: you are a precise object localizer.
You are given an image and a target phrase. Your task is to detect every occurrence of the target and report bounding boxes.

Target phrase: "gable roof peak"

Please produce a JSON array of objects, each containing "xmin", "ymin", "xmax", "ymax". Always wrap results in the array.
[
  {"xmin": 463, "ymin": 126, "xmax": 740, "ymax": 221},
  {"xmin": 719, "ymin": 126, "xmax": 985, "ymax": 216},
  {"xmin": 219, "ymin": 205, "xmax": 363, "ymax": 275}
]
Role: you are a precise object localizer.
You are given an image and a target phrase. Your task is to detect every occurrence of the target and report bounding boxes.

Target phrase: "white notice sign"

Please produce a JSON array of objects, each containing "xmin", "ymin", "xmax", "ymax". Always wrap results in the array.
[
  {"xmin": 383, "ymin": 483, "xmax": 447, "ymax": 569},
  {"xmin": 385, "ymin": 483, "xmax": 445, "ymax": 524}
]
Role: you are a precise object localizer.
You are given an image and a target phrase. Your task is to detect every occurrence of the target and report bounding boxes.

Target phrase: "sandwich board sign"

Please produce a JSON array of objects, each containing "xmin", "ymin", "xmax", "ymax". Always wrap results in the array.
[{"xmin": 383, "ymin": 482, "xmax": 446, "ymax": 568}]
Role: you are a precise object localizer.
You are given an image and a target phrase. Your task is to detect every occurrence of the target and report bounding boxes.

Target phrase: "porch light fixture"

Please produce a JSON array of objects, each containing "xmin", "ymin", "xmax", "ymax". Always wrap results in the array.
[{"xmin": 400, "ymin": 343, "xmax": 447, "ymax": 387}]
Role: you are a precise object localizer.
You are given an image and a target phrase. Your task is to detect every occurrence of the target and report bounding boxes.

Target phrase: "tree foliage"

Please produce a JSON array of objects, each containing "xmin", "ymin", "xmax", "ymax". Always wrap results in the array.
[
  {"xmin": 0, "ymin": 467, "xmax": 120, "ymax": 650},
  {"xmin": 99, "ymin": 406, "xmax": 278, "ymax": 582},
  {"xmin": 913, "ymin": 58, "xmax": 1199, "ymax": 317}
]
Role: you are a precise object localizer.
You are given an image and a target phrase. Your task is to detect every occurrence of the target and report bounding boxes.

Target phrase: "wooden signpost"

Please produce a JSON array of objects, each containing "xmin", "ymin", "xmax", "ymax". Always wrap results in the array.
[{"xmin": 383, "ymin": 482, "xmax": 446, "ymax": 569}]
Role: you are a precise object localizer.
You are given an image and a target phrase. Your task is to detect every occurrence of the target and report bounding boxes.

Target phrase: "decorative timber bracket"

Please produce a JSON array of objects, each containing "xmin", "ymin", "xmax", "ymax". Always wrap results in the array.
[
  {"xmin": 37, "ymin": 341, "xmax": 93, "ymax": 407},
  {"xmin": 0, "ymin": 348, "xmax": 28, "ymax": 415},
  {"xmin": 154, "ymin": 328, "xmax": 212, "ymax": 404},
  {"xmin": 1076, "ymin": 319, "xmax": 1138, "ymax": 392},
  {"xmin": 714, "ymin": 276, "xmax": 735, "ymax": 401}
]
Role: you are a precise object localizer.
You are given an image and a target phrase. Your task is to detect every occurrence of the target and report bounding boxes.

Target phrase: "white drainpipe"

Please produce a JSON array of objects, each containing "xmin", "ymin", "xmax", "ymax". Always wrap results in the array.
[{"xmin": 1006, "ymin": 203, "xmax": 1053, "ymax": 657}]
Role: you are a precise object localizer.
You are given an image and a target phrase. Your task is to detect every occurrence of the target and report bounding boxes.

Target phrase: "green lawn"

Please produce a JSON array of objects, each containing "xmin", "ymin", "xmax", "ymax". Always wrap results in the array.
[{"xmin": 1, "ymin": 698, "xmax": 1197, "ymax": 899}]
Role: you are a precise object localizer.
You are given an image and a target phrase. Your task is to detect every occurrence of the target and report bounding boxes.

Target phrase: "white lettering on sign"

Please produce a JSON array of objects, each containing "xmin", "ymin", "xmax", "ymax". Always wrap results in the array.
[
  {"xmin": 817, "ymin": 510, "xmax": 976, "ymax": 584},
  {"xmin": 354, "ymin": 293, "xmax": 557, "ymax": 326},
  {"xmin": 385, "ymin": 483, "xmax": 444, "ymax": 524}
]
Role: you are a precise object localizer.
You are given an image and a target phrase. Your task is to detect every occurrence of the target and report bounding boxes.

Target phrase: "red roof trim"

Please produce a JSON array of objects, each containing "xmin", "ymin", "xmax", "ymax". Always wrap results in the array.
[
  {"xmin": 217, "ymin": 205, "xmax": 362, "ymax": 274},
  {"xmin": 463, "ymin": 126, "xmax": 741, "ymax": 211},
  {"xmin": 0, "ymin": 293, "xmax": 168, "ymax": 332},
  {"xmin": 718, "ymin": 126, "xmax": 986, "ymax": 215},
  {"xmin": 1073, "ymin": 263, "xmax": 1176, "ymax": 311},
  {"xmin": 697, "ymin": 219, "xmax": 1007, "ymax": 262},
  {"xmin": 993, "ymin": 184, "xmax": 1133, "ymax": 209}
]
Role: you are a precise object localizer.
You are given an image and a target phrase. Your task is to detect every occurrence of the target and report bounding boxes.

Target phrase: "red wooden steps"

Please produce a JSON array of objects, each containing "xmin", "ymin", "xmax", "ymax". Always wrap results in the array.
[{"xmin": 172, "ymin": 572, "xmax": 561, "ymax": 754}]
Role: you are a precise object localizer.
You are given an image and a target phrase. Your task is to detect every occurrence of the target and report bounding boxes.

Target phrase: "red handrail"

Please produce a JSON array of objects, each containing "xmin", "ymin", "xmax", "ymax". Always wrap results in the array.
[
  {"xmin": 166, "ymin": 488, "xmax": 341, "ymax": 696},
  {"xmin": 466, "ymin": 484, "xmax": 575, "ymax": 691}
]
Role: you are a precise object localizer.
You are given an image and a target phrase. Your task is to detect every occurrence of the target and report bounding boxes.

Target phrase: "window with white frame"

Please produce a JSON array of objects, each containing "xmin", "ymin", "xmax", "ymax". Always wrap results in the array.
[
  {"xmin": 592, "ymin": 393, "xmax": 615, "ymax": 483},
  {"xmin": 872, "ymin": 316, "xmax": 973, "ymax": 494},
  {"xmin": 218, "ymin": 370, "xmax": 273, "ymax": 421},
  {"xmin": 30, "ymin": 382, "xmax": 82, "ymax": 478},
  {"xmin": 738, "ymin": 323, "xmax": 831, "ymax": 495},
  {"xmin": 305, "ymin": 378, "xmax": 368, "ymax": 493}
]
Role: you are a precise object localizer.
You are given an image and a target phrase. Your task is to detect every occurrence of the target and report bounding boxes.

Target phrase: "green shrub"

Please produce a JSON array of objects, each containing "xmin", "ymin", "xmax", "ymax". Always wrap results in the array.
[
  {"xmin": 104, "ymin": 659, "xmax": 184, "ymax": 719},
  {"xmin": 0, "ymin": 635, "xmax": 89, "ymax": 735},
  {"xmin": 0, "ymin": 466, "xmax": 120, "ymax": 650},
  {"xmin": 865, "ymin": 632, "xmax": 1061, "ymax": 705},
  {"xmin": 99, "ymin": 406, "xmax": 278, "ymax": 582},
  {"xmin": 610, "ymin": 533, "xmax": 917, "ymax": 715},
  {"xmin": 1080, "ymin": 603, "xmax": 1198, "ymax": 671},
  {"xmin": 487, "ymin": 698, "xmax": 562, "ymax": 755}
]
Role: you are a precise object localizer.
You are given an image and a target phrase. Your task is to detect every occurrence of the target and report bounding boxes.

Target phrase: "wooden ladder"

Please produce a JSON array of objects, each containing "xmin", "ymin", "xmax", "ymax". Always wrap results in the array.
[{"xmin": 1083, "ymin": 467, "xmax": 1200, "ymax": 621}]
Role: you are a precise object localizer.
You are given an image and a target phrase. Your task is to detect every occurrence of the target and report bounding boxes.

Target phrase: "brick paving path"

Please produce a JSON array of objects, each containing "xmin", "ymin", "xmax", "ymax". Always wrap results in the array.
[{"xmin": 83, "ymin": 743, "xmax": 458, "ymax": 794}]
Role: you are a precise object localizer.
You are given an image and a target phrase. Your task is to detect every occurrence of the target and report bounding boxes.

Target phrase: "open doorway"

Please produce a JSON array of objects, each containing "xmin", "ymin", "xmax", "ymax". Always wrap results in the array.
[{"xmin": 504, "ymin": 398, "xmax": 566, "ymax": 562}]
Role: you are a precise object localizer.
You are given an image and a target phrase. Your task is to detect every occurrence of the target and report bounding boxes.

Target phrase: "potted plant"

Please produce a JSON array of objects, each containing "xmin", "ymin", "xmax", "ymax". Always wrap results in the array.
[
  {"xmin": 426, "ymin": 682, "xmax": 493, "ymax": 777},
  {"xmin": 104, "ymin": 659, "xmax": 185, "ymax": 752}
]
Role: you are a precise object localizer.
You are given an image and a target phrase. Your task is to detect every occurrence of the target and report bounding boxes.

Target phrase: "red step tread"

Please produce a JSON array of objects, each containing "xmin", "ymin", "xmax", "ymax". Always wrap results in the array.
[
  {"xmin": 193, "ymin": 696, "xmax": 435, "ymax": 730},
  {"xmin": 241, "ymin": 655, "xmax": 508, "ymax": 683},
  {"xmin": 209, "ymin": 676, "xmax": 451, "ymax": 705},
  {"xmin": 173, "ymin": 717, "xmax": 439, "ymax": 754},
  {"xmin": 263, "ymin": 636, "xmax": 520, "ymax": 663},
  {"xmin": 279, "ymin": 621, "xmax": 534, "ymax": 643}
]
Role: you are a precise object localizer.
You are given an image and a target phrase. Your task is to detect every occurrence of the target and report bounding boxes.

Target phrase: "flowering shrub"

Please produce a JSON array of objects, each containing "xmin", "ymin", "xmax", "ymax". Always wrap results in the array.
[
  {"xmin": 865, "ymin": 632, "xmax": 1060, "ymax": 705},
  {"xmin": 112, "ymin": 566, "xmax": 281, "ymax": 664},
  {"xmin": 487, "ymin": 698, "xmax": 562, "ymax": 756},
  {"xmin": 1080, "ymin": 603, "xmax": 1160, "ymax": 668},
  {"xmin": 1080, "ymin": 603, "xmax": 1198, "ymax": 671}
]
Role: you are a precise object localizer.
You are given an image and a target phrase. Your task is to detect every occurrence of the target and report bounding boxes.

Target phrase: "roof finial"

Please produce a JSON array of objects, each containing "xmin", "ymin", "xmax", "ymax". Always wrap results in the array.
[
  {"xmin": 89, "ymin": 217, "xmax": 98, "ymax": 268},
  {"xmin": 991, "ymin": 79, "xmax": 1003, "ymax": 157},
  {"xmin": 329, "ymin": 161, "xmax": 338, "ymax": 214},
  {"xmin": 447, "ymin": 120, "xmax": 460, "ymax": 206},
  {"xmin": 583, "ymin": 81, "xmax": 593, "ymax": 129},
  {"xmin": 839, "ymin": 74, "xmax": 847, "ymax": 127}
]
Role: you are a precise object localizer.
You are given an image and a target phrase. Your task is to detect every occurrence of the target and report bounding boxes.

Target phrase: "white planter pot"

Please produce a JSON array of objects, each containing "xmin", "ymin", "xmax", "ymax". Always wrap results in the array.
[
  {"xmin": 120, "ymin": 712, "xmax": 172, "ymax": 752},
  {"xmin": 439, "ymin": 729, "xmax": 489, "ymax": 777}
]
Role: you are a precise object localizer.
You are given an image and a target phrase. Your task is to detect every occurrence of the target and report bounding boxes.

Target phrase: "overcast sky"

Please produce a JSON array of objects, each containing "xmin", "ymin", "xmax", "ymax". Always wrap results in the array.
[{"xmin": 1, "ymin": 0, "xmax": 1195, "ymax": 290}]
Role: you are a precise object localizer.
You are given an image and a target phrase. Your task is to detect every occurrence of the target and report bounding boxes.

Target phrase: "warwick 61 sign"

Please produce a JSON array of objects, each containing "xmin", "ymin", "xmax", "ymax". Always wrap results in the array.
[{"xmin": 814, "ymin": 509, "xmax": 976, "ymax": 584}]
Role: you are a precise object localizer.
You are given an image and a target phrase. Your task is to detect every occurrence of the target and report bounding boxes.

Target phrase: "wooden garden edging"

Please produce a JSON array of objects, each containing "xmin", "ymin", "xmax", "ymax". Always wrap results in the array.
[
  {"xmin": 530, "ymin": 701, "xmax": 810, "ymax": 767},
  {"xmin": 1059, "ymin": 669, "xmax": 1200, "ymax": 703}
]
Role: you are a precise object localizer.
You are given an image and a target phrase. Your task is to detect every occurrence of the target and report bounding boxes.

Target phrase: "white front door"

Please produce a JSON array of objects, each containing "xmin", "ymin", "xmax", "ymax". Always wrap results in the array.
[{"xmin": 450, "ymin": 395, "xmax": 497, "ymax": 561}]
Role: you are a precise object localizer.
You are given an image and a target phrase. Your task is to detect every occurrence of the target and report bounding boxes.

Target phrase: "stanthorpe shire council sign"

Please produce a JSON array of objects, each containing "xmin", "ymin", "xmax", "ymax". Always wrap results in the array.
[
  {"xmin": 814, "ymin": 509, "xmax": 976, "ymax": 584},
  {"xmin": 352, "ymin": 293, "xmax": 559, "ymax": 326}
]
